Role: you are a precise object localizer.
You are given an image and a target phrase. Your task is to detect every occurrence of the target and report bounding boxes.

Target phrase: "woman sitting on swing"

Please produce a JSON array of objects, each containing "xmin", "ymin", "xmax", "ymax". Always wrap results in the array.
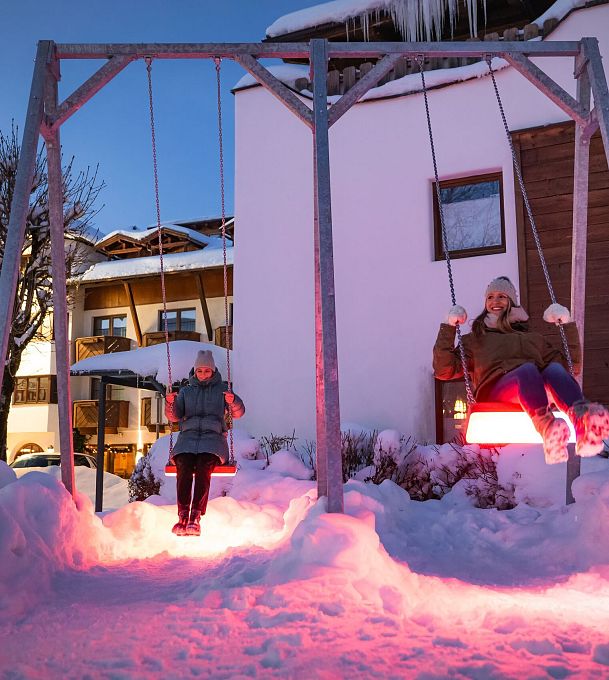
[
  {"xmin": 165, "ymin": 350, "xmax": 245, "ymax": 536},
  {"xmin": 433, "ymin": 276, "xmax": 609, "ymax": 463}
]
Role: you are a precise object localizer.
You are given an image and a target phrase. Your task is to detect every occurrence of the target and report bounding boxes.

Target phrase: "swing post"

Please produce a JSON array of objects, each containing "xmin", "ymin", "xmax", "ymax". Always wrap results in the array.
[
  {"xmin": 311, "ymin": 39, "xmax": 343, "ymax": 513},
  {"xmin": 42, "ymin": 47, "xmax": 76, "ymax": 497}
]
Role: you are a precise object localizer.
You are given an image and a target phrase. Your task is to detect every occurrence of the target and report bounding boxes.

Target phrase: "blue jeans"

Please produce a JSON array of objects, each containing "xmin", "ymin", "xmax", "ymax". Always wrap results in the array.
[{"xmin": 486, "ymin": 362, "xmax": 583, "ymax": 417}]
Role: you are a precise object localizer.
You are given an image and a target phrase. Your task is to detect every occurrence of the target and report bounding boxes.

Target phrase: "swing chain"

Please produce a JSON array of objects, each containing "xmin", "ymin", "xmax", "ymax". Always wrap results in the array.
[
  {"xmin": 417, "ymin": 57, "xmax": 476, "ymax": 404},
  {"xmin": 214, "ymin": 57, "xmax": 234, "ymax": 463},
  {"xmin": 146, "ymin": 56, "xmax": 175, "ymax": 456},
  {"xmin": 485, "ymin": 57, "xmax": 574, "ymax": 376}
]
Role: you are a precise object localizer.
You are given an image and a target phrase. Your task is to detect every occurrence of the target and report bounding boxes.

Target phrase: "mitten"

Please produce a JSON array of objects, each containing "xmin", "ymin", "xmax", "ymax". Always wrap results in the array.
[
  {"xmin": 446, "ymin": 305, "xmax": 467, "ymax": 327},
  {"xmin": 543, "ymin": 303, "xmax": 571, "ymax": 325}
]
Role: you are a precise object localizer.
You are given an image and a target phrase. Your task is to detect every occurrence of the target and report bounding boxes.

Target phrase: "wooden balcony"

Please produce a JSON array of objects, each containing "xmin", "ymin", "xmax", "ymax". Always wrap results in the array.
[
  {"xmin": 141, "ymin": 397, "xmax": 178, "ymax": 433},
  {"xmin": 73, "ymin": 400, "xmax": 130, "ymax": 434},
  {"xmin": 75, "ymin": 335, "xmax": 132, "ymax": 363},
  {"xmin": 215, "ymin": 325, "xmax": 232, "ymax": 350},
  {"xmin": 143, "ymin": 331, "xmax": 201, "ymax": 347}
]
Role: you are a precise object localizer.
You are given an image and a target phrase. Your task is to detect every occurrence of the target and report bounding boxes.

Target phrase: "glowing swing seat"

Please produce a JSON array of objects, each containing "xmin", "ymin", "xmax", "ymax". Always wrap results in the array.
[
  {"xmin": 164, "ymin": 463, "xmax": 237, "ymax": 477},
  {"xmin": 464, "ymin": 402, "xmax": 576, "ymax": 445}
]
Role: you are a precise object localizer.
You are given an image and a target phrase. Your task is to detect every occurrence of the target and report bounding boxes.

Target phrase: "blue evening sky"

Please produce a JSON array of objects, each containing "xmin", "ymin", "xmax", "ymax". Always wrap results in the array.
[{"xmin": 1, "ymin": 0, "xmax": 308, "ymax": 234}]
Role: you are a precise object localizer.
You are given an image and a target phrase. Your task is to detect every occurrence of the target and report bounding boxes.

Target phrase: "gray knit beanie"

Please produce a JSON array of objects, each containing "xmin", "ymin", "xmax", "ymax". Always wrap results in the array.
[
  {"xmin": 194, "ymin": 349, "xmax": 216, "ymax": 371},
  {"xmin": 485, "ymin": 276, "xmax": 519, "ymax": 306}
]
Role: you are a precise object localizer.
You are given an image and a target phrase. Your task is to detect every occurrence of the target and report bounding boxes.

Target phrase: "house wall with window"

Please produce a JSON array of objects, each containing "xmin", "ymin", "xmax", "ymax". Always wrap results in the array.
[{"xmin": 233, "ymin": 4, "xmax": 609, "ymax": 441}]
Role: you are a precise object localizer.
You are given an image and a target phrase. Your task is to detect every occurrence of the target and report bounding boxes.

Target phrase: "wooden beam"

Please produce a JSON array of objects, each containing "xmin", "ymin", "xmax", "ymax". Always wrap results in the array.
[
  {"xmin": 195, "ymin": 273, "xmax": 213, "ymax": 341},
  {"xmin": 123, "ymin": 281, "xmax": 143, "ymax": 346}
]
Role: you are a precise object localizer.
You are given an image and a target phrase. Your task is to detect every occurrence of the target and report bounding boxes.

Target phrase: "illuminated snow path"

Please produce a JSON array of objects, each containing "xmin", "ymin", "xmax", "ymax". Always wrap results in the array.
[{"xmin": 2, "ymin": 460, "xmax": 609, "ymax": 678}]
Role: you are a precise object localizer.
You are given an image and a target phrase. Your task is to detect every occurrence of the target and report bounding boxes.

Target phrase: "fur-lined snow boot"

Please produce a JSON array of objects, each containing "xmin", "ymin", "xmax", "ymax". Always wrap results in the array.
[
  {"xmin": 172, "ymin": 513, "xmax": 189, "ymax": 536},
  {"xmin": 531, "ymin": 406, "xmax": 570, "ymax": 464},
  {"xmin": 568, "ymin": 400, "xmax": 609, "ymax": 457},
  {"xmin": 186, "ymin": 511, "xmax": 201, "ymax": 537}
]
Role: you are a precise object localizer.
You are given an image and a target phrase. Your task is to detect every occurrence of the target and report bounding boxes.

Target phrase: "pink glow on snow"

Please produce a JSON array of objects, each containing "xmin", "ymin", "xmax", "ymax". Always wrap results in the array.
[{"xmin": 3, "ymin": 444, "xmax": 609, "ymax": 676}]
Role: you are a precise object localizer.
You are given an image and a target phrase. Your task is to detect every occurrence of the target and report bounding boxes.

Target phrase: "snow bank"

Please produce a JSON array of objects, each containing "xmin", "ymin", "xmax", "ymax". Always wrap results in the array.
[
  {"xmin": 71, "ymin": 340, "xmax": 229, "ymax": 386},
  {"xmin": 0, "ymin": 474, "xmax": 107, "ymax": 617},
  {"xmin": 13, "ymin": 465, "xmax": 129, "ymax": 511}
]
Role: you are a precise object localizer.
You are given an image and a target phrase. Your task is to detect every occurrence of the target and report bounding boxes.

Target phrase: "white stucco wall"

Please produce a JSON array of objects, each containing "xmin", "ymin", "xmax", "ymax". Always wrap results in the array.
[{"xmin": 233, "ymin": 5, "xmax": 609, "ymax": 442}]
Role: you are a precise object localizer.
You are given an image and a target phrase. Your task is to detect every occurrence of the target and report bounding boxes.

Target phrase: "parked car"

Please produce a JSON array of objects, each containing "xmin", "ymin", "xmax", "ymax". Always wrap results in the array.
[{"xmin": 10, "ymin": 452, "xmax": 97, "ymax": 469}]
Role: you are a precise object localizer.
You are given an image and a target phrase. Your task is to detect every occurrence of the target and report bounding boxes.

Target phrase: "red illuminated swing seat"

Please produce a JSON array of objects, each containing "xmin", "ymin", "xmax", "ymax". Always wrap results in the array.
[
  {"xmin": 164, "ymin": 462, "xmax": 237, "ymax": 477},
  {"xmin": 465, "ymin": 402, "xmax": 576, "ymax": 446}
]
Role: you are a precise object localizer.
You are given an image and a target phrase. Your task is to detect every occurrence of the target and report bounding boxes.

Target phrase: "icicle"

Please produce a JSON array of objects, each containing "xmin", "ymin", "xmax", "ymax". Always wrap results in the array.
[{"xmin": 386, "ymin": 0, "xmax": 485, "ymax": 42}]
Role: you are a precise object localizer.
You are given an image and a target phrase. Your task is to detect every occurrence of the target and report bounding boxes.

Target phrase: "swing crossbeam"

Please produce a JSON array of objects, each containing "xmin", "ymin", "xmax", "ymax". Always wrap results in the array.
[{"xmin": 2, "ymin": 38, "xmax": 609, "ymax": 515}]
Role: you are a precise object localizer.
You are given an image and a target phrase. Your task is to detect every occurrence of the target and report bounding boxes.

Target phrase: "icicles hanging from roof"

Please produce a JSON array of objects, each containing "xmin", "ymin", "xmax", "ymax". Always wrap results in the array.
[{"xmin": 348, "ymin": 0, "xmax": 487, "ymax": 43}]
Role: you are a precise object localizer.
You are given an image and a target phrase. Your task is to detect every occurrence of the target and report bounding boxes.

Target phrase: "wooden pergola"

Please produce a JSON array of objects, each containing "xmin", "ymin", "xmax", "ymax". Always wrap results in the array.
[{"xmin": 2, "ymin": 38, "xmax": 608, "ymax": 513}]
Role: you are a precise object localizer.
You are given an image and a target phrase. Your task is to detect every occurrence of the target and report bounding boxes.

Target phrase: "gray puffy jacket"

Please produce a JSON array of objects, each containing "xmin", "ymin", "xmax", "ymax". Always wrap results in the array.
[{"xmin": 169, "ymin": 369, "xmax": 245, "ymax": 463}]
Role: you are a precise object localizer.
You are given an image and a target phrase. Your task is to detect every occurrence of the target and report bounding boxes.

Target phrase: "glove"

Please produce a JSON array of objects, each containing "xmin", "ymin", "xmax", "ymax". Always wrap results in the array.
[
  {"xmin": 224, "ymin": 391, "xmax": 235, "ymax": 405},
  {"xmin": 543, "ymin": 303, "xmax": 571, "ymax": 325},
  {"xmin": 165, "ymin": 391, "xmax": 177, "ymax": 404},
  {"xmin": 446, "ymin": 305, "xmax": 467, "ymax": 327}
]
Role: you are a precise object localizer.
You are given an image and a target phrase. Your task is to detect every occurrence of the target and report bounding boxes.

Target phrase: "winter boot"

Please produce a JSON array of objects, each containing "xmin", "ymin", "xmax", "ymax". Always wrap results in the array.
[
  {"xmin": 531, "ymin": 406, "xmax": 570, "ymax": 465},
  {"xmin": 186, "ymin": 511, "xmax": 201, "ymax": 537},
  {"xmin": 172, "ymin": 513, "xmax": 189, "ymax": 536},
  {"xmin": 568, "ymin": 400, "xmax": 609, "ymax": 457}
]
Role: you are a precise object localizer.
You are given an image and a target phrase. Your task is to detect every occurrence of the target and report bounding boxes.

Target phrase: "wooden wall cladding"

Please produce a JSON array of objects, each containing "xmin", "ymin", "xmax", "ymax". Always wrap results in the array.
[{"xmin": 513, "ymin": 121, "xmax": 609, "ymax": 405}]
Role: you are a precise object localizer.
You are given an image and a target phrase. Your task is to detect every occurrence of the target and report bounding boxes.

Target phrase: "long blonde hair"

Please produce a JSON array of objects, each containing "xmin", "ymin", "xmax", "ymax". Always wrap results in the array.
[{"xmin": 471, "ymin": 298, "xmax": 514, "ymax": 337}]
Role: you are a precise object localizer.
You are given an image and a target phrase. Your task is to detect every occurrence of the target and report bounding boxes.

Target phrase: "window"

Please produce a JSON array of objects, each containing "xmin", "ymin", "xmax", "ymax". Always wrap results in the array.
[
  {"xmin": 159, "ymin": 308, "xmax": 196, "ymax": 332},
  {"xmin": 13, "ymin": 376, "xmax": 57, "ymax": 404},
  {"xmin": 93, "ymin": 315, "xmax": 127, "ymax": 337},
  {"xmin": 435, "ymin": 378, "xmax": 468, "ymax": 443},
  {"xmin": 433, "ymin": 172, "xmax": 505, "ymax": 260}
]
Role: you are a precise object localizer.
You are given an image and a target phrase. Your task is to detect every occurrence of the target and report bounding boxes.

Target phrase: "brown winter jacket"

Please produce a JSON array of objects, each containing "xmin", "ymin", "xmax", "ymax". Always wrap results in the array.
[{"xmin": 433, "ymin": 321, "xmax": 581, "ymax": 400}]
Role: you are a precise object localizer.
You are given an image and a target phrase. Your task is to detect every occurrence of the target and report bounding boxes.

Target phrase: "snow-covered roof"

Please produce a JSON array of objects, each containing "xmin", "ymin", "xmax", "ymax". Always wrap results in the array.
[
  {"xmin": 97, "ymin": 224, "xmax": 212, "ymax": 248},
  {"xmin": 234, "ymin": 57, "xmax": 509, "ymax": 102},
  {"xmin": 237, "ymin": 0, "xmax": 593, "ymax": 103},
  {"xmin": 71, "ymin": 340, "xmax": 230, "ymax": 385},
  {"xmin": 266, "ymin": 0, "xmax": 587, "ymax": 38},
  {"xmin": 266, "ymin": 0, "xmax": 391, "ymax": 38},
  {"xmin": 77, "ymin": 240, "xmax": 232, "ymax": 284}
]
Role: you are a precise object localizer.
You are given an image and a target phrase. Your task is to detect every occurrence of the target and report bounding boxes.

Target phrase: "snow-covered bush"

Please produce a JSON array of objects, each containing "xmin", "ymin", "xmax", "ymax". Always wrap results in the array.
[
  {"xmin": 370, "ymin": 440, "xmax": 515, "ymax": 509},
  {"xmin": 128, "ymin": 454, "xmax": 161, "ymax": 502},
  {"xmin": 341, "ymin": 429, "xmax": 377, "ymax": 481},
  {"xmin": 259, "ymin": 431, "xmax": 297, "ymax": 465}
]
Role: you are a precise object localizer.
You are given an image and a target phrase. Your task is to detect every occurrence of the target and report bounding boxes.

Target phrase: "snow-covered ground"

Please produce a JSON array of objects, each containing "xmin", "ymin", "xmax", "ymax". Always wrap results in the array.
[{"xmin": 2, "ymin": 431, "xmax": 609, "ymax": 678}]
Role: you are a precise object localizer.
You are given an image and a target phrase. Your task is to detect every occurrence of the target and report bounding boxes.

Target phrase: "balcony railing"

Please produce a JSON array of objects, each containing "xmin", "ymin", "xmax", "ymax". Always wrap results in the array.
[
  {"xmin": 73, "ymin": 400, "xmax": 130, "ymax": 434},
  {"xmin": 215, "ymin": 325, "xmax": 232, "ymax": 350},
  {"xmin": 143, "ymin": 331, "xmax": 201, "ymax": 347},
  {"xmin": 141, "ymin": 397, "xmax": 178, "ymax": 433},
  {"xmin": 75, "ymin": 335, "xmax": 132, "ymax": 363}
]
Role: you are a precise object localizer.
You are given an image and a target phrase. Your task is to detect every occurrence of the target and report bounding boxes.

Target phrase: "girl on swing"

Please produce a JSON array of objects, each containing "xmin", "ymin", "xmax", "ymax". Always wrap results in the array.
[
  {"xmin": 165, "ymin": 350, "xmax": 245, "ymax": 536},
  {"xmin": 433, "ymin": 276, "xmax": 609, "ymax": 463}
]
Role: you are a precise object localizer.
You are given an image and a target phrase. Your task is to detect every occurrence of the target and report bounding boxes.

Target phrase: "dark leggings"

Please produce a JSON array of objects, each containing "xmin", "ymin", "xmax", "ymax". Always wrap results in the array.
[
  {"xmin": 487, "ymin": 362, "xmax": 583, "ymax": 416},
  {"xmin": 175, "ymin": 452, "xmax": 219, "ymax": 517}
]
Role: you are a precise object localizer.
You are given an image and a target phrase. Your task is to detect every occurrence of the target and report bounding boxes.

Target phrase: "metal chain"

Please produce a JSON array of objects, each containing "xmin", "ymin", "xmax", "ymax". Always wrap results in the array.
[
  {"xmin": 417, "ymin": 58, "xmax": 475, "ymax": 404},
  {"xmin": 145, "ymin": 57, "xmax": 174, "ymax": 456},
  {"xmin": 485, "ymin": 57, "xmax": 574, "ymax": 375},
  {"xmin": 214, "ymin": 57, "xmax": 234, "ymax": 464}
]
